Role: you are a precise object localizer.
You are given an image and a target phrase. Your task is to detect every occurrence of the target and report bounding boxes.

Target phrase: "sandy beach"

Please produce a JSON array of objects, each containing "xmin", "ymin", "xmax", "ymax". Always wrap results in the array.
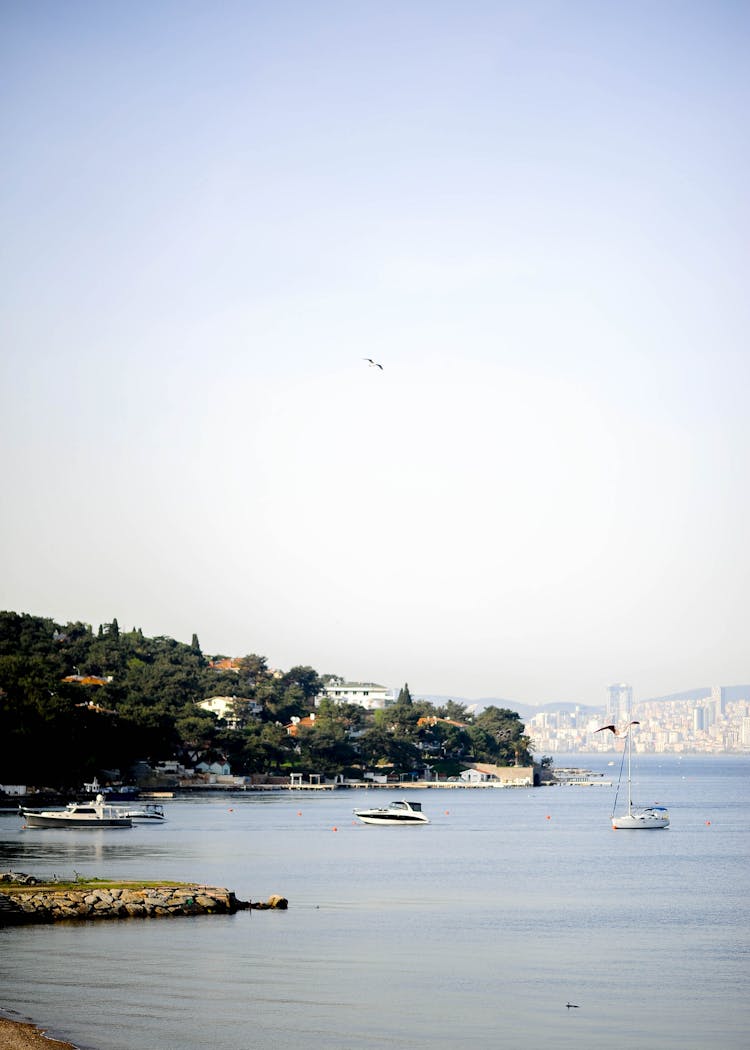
[{"xmin": 0, "ymin": 1017, "xmax": 78, "ymax": 1050}]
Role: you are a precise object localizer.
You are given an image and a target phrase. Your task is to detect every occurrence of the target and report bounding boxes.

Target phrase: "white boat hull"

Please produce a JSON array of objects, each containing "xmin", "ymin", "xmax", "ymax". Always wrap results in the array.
[
  {"xmin": 612, "ymin": 808, "xmax": 669, "ymax": 830},
  {"xmin": 356, "ymin": 813, "xmax": 429, "ymax": 825},
  {"xmin": 116, "ymin": 804, "xmax": 166, "ymax": 821},
  {"xmin": 21, "ymin": 811, "xmax": 132, "ymax": 828}
]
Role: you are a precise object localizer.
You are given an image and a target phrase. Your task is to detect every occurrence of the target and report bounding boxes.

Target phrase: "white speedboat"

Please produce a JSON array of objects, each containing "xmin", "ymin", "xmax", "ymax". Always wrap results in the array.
[
  {"xmin": 20, "ymin": 795, "xmax": 132, "ymax": 829},
  {"xmin": 596, "ymin": 721, "xmax": 669, "ymax": 830},
  {"xmin": 354, "ymin": 800, "xmax": 430, "ymax": 825}
]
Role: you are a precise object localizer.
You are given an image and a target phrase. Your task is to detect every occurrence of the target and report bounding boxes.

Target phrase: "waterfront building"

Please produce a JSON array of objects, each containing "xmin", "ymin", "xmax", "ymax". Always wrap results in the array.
[{"xmin": 459, "ymin": 764, "xmax": 534, "ymax": 786}]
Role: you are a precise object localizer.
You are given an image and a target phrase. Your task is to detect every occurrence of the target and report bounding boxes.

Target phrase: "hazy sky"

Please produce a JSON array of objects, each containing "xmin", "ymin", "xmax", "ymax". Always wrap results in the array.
[{"xmin": 2, "ymin": 1, "xmax": 748, "ymax": 707}]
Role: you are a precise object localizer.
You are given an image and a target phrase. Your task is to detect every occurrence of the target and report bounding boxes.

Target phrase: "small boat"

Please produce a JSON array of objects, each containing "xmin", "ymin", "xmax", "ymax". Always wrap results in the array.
[
  {"xmin": 20, "ymin": 795, "xmax": 132, "ymax": 829},
  {"xmin": 354, "ymin": 799, "xmax": 430, "ymax": 825},
  {"xmin": 116, "ymin": 803, "xmax": 166, "ymax": 822},
  {"xmin": 596, "ymin": 721, "xmax": 669, "ymax": 830}
]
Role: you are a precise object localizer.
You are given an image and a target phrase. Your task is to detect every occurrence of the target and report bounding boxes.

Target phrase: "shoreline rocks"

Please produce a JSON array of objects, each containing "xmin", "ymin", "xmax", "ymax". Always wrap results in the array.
[{"xmin": 0, "ymin": 885, "xmax": 288, "ymax": 924}]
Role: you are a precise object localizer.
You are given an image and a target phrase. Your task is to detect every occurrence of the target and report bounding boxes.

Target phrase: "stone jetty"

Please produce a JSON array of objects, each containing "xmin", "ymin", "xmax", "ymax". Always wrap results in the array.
[{"xmin": 0, "ymin": 883, "xmax": 288, "ymax": 925}]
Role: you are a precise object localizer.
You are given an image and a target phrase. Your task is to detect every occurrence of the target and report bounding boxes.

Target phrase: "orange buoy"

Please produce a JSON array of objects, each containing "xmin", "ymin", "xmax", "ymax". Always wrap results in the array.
[{"xmin": 332, "ymin": 826, "xmax": 338, "ymax": 832}]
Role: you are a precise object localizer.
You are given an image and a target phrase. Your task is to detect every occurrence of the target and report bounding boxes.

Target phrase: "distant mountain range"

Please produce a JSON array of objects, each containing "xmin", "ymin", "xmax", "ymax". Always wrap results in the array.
[{"xmin": 417, "ymin": 685, "xmax": 750, "ymax": 722}]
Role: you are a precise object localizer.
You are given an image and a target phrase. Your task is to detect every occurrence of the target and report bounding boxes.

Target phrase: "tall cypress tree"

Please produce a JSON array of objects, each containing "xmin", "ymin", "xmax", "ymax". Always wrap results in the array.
[{"xmin": 396, "ymin": 682, "xmax": 413, "ymax": 705}]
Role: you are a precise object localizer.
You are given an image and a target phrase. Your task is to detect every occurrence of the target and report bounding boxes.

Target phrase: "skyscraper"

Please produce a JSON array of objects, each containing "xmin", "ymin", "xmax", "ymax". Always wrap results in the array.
[
  {"xmin": 607, "ymin": 683, "xmax": 633, "ymax": 725},
  {"xmin": 711, "ymin": 685, "xmax": 727, "ymax": 717}
]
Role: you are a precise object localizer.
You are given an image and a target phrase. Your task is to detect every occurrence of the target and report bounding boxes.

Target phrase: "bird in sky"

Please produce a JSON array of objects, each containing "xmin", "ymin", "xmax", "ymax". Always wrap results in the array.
[
  {"xmin": 363, "ymin": 358, "xmax": 383, "ymax": 369},
  {"xmin": 566, "ymin": 1003, "xmax": 580, "ymax": 1009},
  {"xmin": 595, "ymin": 721, "xmax": 640, "ymax": 736}
]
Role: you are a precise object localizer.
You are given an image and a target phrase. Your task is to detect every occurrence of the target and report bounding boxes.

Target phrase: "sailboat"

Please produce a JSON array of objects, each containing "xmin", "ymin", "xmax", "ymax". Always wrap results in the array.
[{"xmin": 595, "ymin": 721, "xmax": 670, "ymax": 830}]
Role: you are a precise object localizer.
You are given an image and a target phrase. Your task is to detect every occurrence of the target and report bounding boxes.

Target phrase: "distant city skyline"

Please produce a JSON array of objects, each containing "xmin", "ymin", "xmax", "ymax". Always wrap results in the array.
[
  {"xmin": 527, "ymin": 689, "xmax": 750, "ymax": 754},
  {"xmin": 2, "ymin": 3, "xmax": 748, "ymax": 707},
  {"xmin": 415, "ymin": 682, "xmax": 750, "ymax": 715}
]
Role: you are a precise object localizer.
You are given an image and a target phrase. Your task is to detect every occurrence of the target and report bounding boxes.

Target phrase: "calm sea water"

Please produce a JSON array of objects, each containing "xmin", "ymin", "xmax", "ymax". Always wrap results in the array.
[{"xmin": 1, "ymin": 754, "xmax": 748, "ymax": 1050}]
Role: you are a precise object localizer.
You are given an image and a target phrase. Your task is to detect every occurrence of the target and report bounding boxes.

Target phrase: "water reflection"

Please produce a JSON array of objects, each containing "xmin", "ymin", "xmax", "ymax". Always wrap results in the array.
[{"xmin": 0, "ymin": 817, "xmax": 183, "ymax": 877}]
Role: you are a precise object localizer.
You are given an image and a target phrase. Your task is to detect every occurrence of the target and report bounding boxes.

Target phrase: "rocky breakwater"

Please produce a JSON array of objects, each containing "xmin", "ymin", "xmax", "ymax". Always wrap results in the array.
[{"xmin": 0, "ymin": 884, "xmax": 289, "ymax": 924}]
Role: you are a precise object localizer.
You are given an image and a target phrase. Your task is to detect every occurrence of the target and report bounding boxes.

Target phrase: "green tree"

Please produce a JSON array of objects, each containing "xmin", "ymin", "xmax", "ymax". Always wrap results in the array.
[
  {"xmin": 357, "ymin": 722, "xmax": 422, "ymax": 773},
  {"xmin": 296, "ymin": 719, "xmax": 357, "ymax": 776},
  {"xmin": 387, "ymin": 683, "xmax": 421, "ymax": 736},
  {"xmin": 233, "ymin": 722, "xmax": 294, "ymax": 774},
  {"xmin": 396, "ymin": 682, "xmax": 413, "ymax": 705},
  {"xmin": 474, "ymin": 706, "xmax": 531, "ymax": 764},
  {"xmin": 316, "ymin": 697, "xmax": 367, "ymax": 732},
  {"xmin": 0, "ymin": 611, "xmax": 58, "ymax": 659},
  {"xmin": 282, "ymin": 665, "xmax": 323, "ymax": 703},
  {"xmin": 238, "ymin": 653, "xmax": 268, "ymax": 679},
  {"xmin": 436, "ymin": 699, "xmax": 471, "ymax": 722},
  {"xmin": 175, "ymin": 709, "xmax": 218, "ymax": 761},
  {"xmin": 201, "ymin": 670, "xmax": 243, "ymax": 698},
  {"xmin": 255, "ymin": 673, "xmax": 311, "ymax": 725}
]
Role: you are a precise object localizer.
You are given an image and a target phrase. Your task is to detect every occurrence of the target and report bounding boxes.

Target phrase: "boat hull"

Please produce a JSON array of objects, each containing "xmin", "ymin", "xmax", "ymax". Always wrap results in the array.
[
  {"xmin": 21, "ymin": 812, "xmax": 132, "ymax": 828},
  {"xmin": 119, "ymin": 806, "xmax": 165, "ymax": 821},
  {"xmin": 356, "ymin": 813, "xmax": 429, "ymax": 825},
  {"xmin": 612, "ymin": 808, "xmax": 669, "ymax": 830}
]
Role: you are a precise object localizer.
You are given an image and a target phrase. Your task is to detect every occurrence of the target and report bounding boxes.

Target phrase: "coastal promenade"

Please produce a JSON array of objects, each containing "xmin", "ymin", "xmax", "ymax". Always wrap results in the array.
[{"xmin": 174, "ymin": 769, "xmax": 536, "ymax": 791}]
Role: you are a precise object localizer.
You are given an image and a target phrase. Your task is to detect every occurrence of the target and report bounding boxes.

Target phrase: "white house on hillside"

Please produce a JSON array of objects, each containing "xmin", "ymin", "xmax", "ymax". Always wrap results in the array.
[
  {"xmin": 197, "ymin": 695, "xmax": 262, "ymax": 728},
  {"xmin": 319, "ymin": 682, "xmax": 394, "ymax": 711}
]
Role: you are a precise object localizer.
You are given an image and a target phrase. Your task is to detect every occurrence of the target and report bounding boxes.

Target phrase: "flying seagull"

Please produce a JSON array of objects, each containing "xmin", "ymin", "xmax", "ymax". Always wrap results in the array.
[
  {"xmin": 363, "ymin": 358, "xmax": 383, "ymax": 370},
  {"xmin": 595, "ymin": 720, "xmax": 640, "ymax": 736}
]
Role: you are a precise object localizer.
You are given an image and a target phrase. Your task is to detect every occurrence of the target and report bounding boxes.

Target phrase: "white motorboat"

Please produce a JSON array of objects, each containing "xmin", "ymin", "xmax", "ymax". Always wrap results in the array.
[
  {"xmin": 354, "ymin": 799, "xmax": 430, "ymax": 825},
  {"xmin": 596, "ymin": 721, "xmax": 669, "ymax": 830},
  {"xmin": 116, "ymin": 803, "xmax": 166, "ymax": 822},
  {"xmin": 20, "ymin": 795, "xmax": 133, "ymax": 829}
]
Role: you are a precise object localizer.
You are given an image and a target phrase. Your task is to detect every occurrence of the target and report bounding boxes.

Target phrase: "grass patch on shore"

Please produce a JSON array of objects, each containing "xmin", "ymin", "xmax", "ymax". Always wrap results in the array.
[{"xmin": 4, "ymin": 879, "xmax": 202, "ymax": 893}]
